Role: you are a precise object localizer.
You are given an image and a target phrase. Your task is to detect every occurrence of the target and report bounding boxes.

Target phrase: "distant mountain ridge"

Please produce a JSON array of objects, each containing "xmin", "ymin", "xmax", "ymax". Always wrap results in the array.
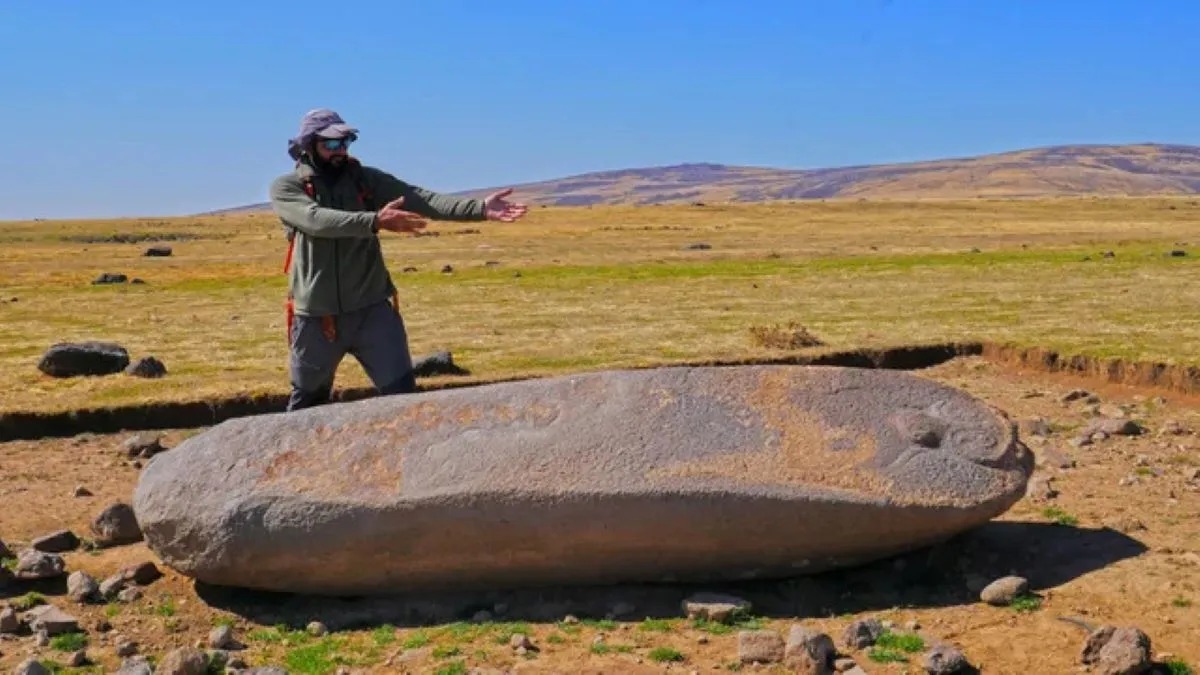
[{"xmin": 211, "ymin": 143, "xmax": 1200, "ymax": 214}]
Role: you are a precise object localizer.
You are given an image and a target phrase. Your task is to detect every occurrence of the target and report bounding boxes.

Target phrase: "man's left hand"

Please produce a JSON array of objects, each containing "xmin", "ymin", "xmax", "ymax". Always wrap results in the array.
[{"xmin": 484, "ymin": 189, "xmax": 529, "ymax": 222}]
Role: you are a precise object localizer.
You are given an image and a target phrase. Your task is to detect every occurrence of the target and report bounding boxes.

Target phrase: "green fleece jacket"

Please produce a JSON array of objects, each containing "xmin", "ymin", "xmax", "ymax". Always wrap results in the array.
[{"xmin": 269, "ymin": 157, "xmax": 485, "ymax": 317}]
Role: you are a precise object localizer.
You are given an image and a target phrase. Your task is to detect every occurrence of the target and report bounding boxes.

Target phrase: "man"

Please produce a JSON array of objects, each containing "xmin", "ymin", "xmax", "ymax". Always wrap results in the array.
[{"xmin": 269, "ymin": 108, "xmax": 527, "ymax": 411}]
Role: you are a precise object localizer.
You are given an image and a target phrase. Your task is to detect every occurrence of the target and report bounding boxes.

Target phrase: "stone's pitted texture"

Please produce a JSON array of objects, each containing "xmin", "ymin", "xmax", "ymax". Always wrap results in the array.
[
  {"xmin": 91, "ymin": 503, "xmax": 143, "ymax": 546},
  {"xmin": 132, "ymin": 365, "xmax": 1032, "ymax": 594}
]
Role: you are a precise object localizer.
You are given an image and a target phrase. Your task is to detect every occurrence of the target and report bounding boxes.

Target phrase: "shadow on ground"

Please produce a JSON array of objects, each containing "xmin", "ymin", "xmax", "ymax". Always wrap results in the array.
[{"xmin": 190, "ymin": 521, "xmax": 1148, "ymax": 630}]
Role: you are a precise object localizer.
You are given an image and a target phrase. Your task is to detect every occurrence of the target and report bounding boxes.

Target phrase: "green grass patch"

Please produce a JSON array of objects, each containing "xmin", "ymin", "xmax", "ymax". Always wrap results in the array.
[
  {"xmin": 1042, "ymin": 506, "xmax": 1079, "ymax": 526},
  {"xmin": 0, "ymin": 557, "xmax": 15, "ymax": 572},
  {"xmin": 1166, "ymin": 660, "xmax": 1194, "ymax": 675},
  {"xmin": 370, "ymin": 624, "xmax": 397, "ymax": 646},
  {"xmin": 402, "ymin": 630, "xmax": 431, "ymax": 649},
  {"xmin": 1010, "ymin": 594, "xmax": 1043, "ymax": 613},
  {"xmin": 212, "ymin": 616, "xmax": 236, "ymax": 628},
  {"xmin": 546, "ymin": 633, "xmax": 567, "ymax": 644},
  {"xmin": 583, "ymin": 618, "xmax": 618, "ymax": 631},
  {"xmin": 691, "ymin": 615, "xmax": 765, "ymax": 635},
  {"xmin": 875, "ymin": 631, "xmax": 925, "ymax": 653},
  {"xmin": 648, "ymin": 647, "xmax": 685, "ymax": 663},
  {"xmin": 868, "ymin": 646, "xmax": 910, "ymax": 663},
  {"xmin": 49, "ymin": 631, "xmax": 88, "ymax": 652},
  {"xmin": 104, "ymin": 604, "xmax": 121, "ymax": 618},
  {"xmin": 155, "ymin": 598, "xmax": 177, "ymax": 617},
  {"xmin": 432, "ymin": 645, "xmax": 461, "ymax": 659},
  {"xmin": 1172, "ymin": 596, "xmax": 1193, "ymax": 608},
  {"xmin": 11, "ymin": 592, "xmax": 47, "ymax": 611},
  {"xmin": 590, "ymin": 642, "xmax": 611, "ymax": 655},
  {"xmin": 284, "ymin": 638, "xmax": 339, "ymax": 675},
  {"xmin": 434, "ymin": 662, "xmax": 468, "ymax": 675},
  {"xmin": 638, "ymin": 618, "xmax": 677, "ymax": 632}
]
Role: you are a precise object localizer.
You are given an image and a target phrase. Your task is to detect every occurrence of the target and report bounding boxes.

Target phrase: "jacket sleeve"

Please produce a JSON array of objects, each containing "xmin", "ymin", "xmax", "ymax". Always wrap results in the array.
[
  {"xmin": 269, "ymin": 175, "xmax": 379, "ymax": 238},
  {"xmin": 364, "ymin": 167, "xmax": 486, "ymax": 221}
]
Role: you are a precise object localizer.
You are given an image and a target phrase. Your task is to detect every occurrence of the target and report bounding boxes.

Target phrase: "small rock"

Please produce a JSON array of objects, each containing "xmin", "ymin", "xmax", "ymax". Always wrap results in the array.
[
  {"xmin": 13, "ymin": 659, "xmax": 50, "ymax": 675},
  {"xmin": 1119, "ymin": 475, "xmax": 1139, "ymax": 487},
  {"xmin": 67, "ymin": 571, "xmax": 101, "ymax": 603},
  {"xmin": 1080, "ymin": 625, "xmax": 1152, "ymax": 675},
  {"xmin": 73, "ymin": 486, "xmax": 93, "ymax": 498},
  {"xmin": 144, "ymin": 246, "xmax": 172, "ymax": 257},
  {"xmin": 116, "ymin": 587, "xmax": 143, "ymax": 603},
  {"xmin": 24, "ymin": 606, "xmax": 79, "ymax": 636},
  {"xmin": 697, "ymin": 635, "xmax": 710, "ymax": 645},
  {"xmin": 31, "ymin": 530, "xmax": 80, "ymax": 553},
  {"xmin": 121, "ymin": 561, "xmax": 163, "ymax": 585},
  {"xmin": 905, "ymin": 619, "xmax": 921, "ymax": 632},
  {"xmin": 738, "ymin": 629, "xmax": 785, "ymax": 664},
  {"xmin": 0, "ymin": 608, "xmax": 19, "ymax": 634},
  {"xmin": 1089, "ymin": 419, "xmax": 1144, "ymax": 437},
  {"xmin": 125, "ymin": 357, "xmax": 167, "ymax": 379},
  {"xmin": 307, "ymin": 621, "xmax": 328, "ymax": 637},
  {"xmin": 68, "ymin": 649, "xmax": 88, "ymax": 667},
  {"xmin": 562, "ymin": 615, "xmax": 580, "ymax": 624},
  {"xmin": 412, "ymin": 350, "xmax": 464, "ymax": 377},
  {"xmin": 92, "ymin": 273, "xmax": 128, "ymax": 285},
  {"xmin": 1040, "ymin": 447, "xmax": 1076, "ymax": 469},
  {"xmin": 122, "ymin": 433, "xmax": 165, "ymax": 459},
  {"xmin": 33, "ymin": 629, "xmax": 49, "ymax": 646},
  {"xmin": 682, "ymin": 593, "xmax": 752, "ymax": 623},
  {"xmin": 834, "ymin": 657, "xmax": 858, "ymax": 672},
  {"xmin": 685, "ymin": 242, "xmax": 712, "ymax": 250},
  {"xmin": 115, "ymin": 655, "xmax": 153, "ymax": 675},
  {"xmin": 99, "ymin": 574, "xmax": 126, "ymax": 600},
  {"xmin": 923, "ymin": 642, "xmax": 973, "ymax": 674},
  {"xmin": 157, "ymin": 646, "xmax": 209, "ymax": 675},
  {"xmin": 1158, "ymin": 420, "xmax": 1187, "ymax": 436},
  {"xmin": 94, "ymin": 619, "xmax": 112, "ymax": 633},
  {"xmin": 209, "ymin": 625, "xmax": 237, "ymax": 650},
  {"xmin": 1185, "ymin": 468, "xmax": 1200, "ymax": 483},
  {"xmin": 509, "ymin": 634, "xmax": 536, "ymax": 651},
  {"xmin": 441, "ymin": 264, "xmax": 453, "ymax": 273},
  {"xmin": 1027, "ymin": 475, "xmax": 1058, "ymax": 501},
  {"xmin": 1021, "ymin": 418, "xmax": 1053, "ymax": 437},
  {"xmin": 116, "ymin": 640, "xmax": 139, "ymax": 657},
  {"xmin": 37, "ymin": 341, "xmax": 130, "ymax": 377},
  {"xmin": 91, "ymin": 503, "xmax": 143, "ymax": 546},
  {"xmin": 14, "ymin": 550, "xmax": 65, "ymax": 580},
  {"xmin": 1135, "ymin": 455, "xmax": 1151, "ymax": 467},
  {"xmin": 1061, "ymin": 389, "xmax": 1092, "ymax": 403},
  {"xmin": 842, "ymin": 618, "xmax": 884, "ymax": 649},
  {"xmin": 1097, "ymin": 404, "xmax": 1127, "ymax": 419},
  {"xmin": 784, "ymin": 625, "xmax": 836, "ymax": 674},
  {"xmin": 227, "ymin": 656, "xmax": 247, "ymax": 669},
  {"xmin": 980, "ymin": 576, "xmax": 1029, "ymax": 606}
]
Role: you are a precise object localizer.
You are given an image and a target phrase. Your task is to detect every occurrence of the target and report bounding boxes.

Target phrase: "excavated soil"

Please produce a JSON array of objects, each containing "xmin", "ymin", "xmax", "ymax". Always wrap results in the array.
[{"xmin": 1, "ymin": 355, "xmax": 1199, "ymax": 674}]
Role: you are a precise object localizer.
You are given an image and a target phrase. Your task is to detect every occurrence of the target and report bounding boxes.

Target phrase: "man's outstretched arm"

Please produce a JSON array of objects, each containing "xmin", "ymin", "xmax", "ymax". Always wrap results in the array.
[{"xmin": 269, "ymin": 175, "xmax": 379, "ymax": 238}]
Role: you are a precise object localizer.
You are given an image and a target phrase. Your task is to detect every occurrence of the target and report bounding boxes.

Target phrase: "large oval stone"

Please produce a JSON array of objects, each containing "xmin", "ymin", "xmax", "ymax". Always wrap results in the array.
[{"xmin": 132, "ymin": 365, "xmax": 1032, "ymax": 595}]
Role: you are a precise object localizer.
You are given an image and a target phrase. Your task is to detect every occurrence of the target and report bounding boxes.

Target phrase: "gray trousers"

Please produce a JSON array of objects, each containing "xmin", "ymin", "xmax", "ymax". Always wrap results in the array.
[{"xmin": 287, "ymin": 300, "xmax": 416, "ymax": 411}]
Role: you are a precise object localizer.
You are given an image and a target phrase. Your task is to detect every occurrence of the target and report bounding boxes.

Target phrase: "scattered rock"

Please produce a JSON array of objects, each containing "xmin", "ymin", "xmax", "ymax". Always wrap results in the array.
[
  {"xmin": 91, "ymin": 503, "xmax": 143, "ymax": 546},
  {"xmin": 1158, "ymin": 420, "xmax": 1187, "ymax": 436},
  {"xmin": 144, "ymin": 246, "xmax": 173, "ymax": 257},
  {"xmin": 99, "ymin": 574, "xmax": 126, "ymax": 600},
  {"xmin": 33, "ymin": 629, "xmax": 49, "ymax": 646},
  {"xmin": 67, "ymin": 571, "xmax": 101, "ymax": 603},
  {"xmin": 1070, "ymin": 435, "xmax": 1094, "ymax": 448},
  {"xmin": 121, "ymin": 561, "xmax": 163, "ymax": 585},
  {"xmin": 412, "ymin": 350, "xmax": 467, "ymax": 377},
  {"xmin": 683, "ymin": 593, "xmax": 752, "ymax": 623},
  {"xmin": 980, "ymin": 576, "xmax": 1029, "ymax": 606},
  {"xmin": 1169, "ymin": 249, "xmax": 1187, "ymax": 257},
  {"xmin": 125, "ymin": 357, "xmax": 167, "ymax": 378},
  {"xmin": 440, "ymin": 264, "xmax": 453, "ymax": 273},
  {"xmin": 92, "ymin": 273, "xmax": 128, "ymax": 285},
  {"xmin": 1080, "ymin": 625, "xmax": 1152, "ymax": 675},
  {"xmin": 116, "ymin": 587, "xmax": 143, "ymax": 603},
  {"xmin": 402, "ymin": 266, "xmax": 417, "ymax": 272},
  {"xmin": 842, "ymin": 618, "xmax": 885, "ymax": 649},
  {"xmin": 1038, "ymin": 447, "xmax": 1076, "ymax": 469},
  {"xmin": 115, "ymin": 655, "xmax": 152, "ymax": 675},
  {"xmin": 1020, "ymin": 418, "xmax": 1053, "ymax": 437},
  {"xmin": 834, "ymin": 657, "xmax": 859, "ymax": 672},
  {"xmin": 738, "ymin": 629, "xmax": 785, "ymax": 664},
  {"xmin": 14, "ymin": 550, "xmax": 66, "ymax": 580},
  {"xmin": 1061, "ymin": 389, "xmax": 1092, "ymax": 403},
  {"xmin": 37, "ymin": 342, "xmax": 130, "ymax": 377},
  {"xmin": 115, "ymin": 640, "xmax": 139, "ymax": 657},
  {"xmin": 157, "ymin": 646, "xmax": 209, "ymax": 675},
  {"xmin": 923, "ymin": 642, "xmax": 974, "ymax": 674},
  {"xmin": 24, "ymin": 606, "xmax": 79, "ymax": 636},
  {"xmin": 0, "ymin": 608, "xmax": 19, "ymax": 634},
  {"xmin": 12, "ymin": 659, "xmax": 50, "ymax": 675},
  {"xmin": 73, "ymin": 485, "xmax": 93, "ymax": 498},
  {"xmin": 68, "ymin": 649, "xmax": 88, "ymax": 667},
  {"xmin": 684, "ymin": 242, "xmax": 712, "ymax": 250},
  {"xmin": 306, "ymin": 621, "xmax": 328, "ymax": 637},
  {"xmin": 784, "ymin": 625, "xmax": 837, "ymax": 674},
  {"xmin": 1097, "ymin": 404, "xmax": 1128, "ymax": 419},
  {"xmin": 509, "ymin": 633, "xmax": 536, "ymax": 652},
  {"xmin": 1087, "ymin": 419, "xmax": 1144, "ymax": 437},
  {"xmin": 31, "ymin": 530, "xmax": 79, "ymax": 554},
  {"xmin": 209, "ymin": 625, "xmax": 237, "ymax": 650},
  {"xmin": 1026, "ymin": 475, "xmax": 1058, "ymax": 501}
]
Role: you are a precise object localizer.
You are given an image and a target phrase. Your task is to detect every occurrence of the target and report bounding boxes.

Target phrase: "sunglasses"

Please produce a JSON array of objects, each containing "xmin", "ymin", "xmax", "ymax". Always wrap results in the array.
[{"xmin": 320, "ymin": 136, "xmax": 355, "ymax": 151}]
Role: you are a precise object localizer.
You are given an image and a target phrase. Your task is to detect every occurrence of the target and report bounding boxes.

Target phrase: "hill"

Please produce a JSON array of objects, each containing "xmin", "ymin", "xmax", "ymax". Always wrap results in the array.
[{"xmin": 212, "ymin": 143, "xmax": 1200, "ymax": 213}]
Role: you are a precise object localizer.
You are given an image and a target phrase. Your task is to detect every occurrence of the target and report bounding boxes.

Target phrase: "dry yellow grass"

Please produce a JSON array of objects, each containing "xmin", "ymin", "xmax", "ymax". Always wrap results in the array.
[{"xmin": 1, "ymin": 196, "xmax": 1198, "ymax": 414}]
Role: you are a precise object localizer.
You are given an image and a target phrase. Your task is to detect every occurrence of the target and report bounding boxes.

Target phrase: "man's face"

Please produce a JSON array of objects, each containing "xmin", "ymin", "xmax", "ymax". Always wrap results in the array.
[{"xmin": 314, "ymin": 135, "xmax": 353, "ymax": 167}]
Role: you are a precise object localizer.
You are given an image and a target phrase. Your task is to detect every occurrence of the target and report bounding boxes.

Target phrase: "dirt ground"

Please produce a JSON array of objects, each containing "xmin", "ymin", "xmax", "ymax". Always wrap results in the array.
[{"xmin": 1, "ymin": 355, "xmax": 1198, "ymax": 674}]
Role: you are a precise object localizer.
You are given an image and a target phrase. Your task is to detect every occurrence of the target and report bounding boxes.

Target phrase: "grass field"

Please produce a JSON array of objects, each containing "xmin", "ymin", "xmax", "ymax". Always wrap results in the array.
[{"xmin": 1, "ymin": 196, "xmax": 1198, "ymax": 414}]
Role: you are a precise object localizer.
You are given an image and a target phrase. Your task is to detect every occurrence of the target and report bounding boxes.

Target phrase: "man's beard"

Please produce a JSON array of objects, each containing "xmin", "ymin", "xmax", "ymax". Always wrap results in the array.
[{"xmin": 315, "ymin": 152, "xmax": 348, "ymax": 175}]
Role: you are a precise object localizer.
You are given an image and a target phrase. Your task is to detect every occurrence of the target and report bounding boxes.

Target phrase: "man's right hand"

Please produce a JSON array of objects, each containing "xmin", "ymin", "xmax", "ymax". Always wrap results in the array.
[{"xmin": 376, "ymin": 197, "xmax": 427, "ymax": 234}]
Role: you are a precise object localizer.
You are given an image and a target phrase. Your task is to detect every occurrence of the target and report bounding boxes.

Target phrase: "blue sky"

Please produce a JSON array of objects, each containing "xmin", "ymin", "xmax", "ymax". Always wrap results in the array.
[{"xmin": 1, "ymin": 1, "xmax": 1197, "ymax": 220}]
